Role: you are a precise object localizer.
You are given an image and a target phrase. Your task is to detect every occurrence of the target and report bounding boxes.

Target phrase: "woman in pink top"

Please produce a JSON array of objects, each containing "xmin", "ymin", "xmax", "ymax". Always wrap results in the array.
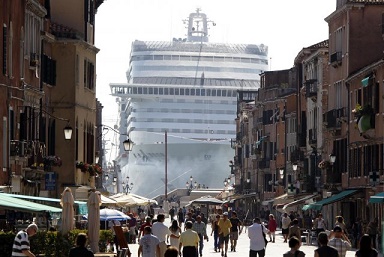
[{"xmin": 267, "ymin": 214, "xmax": 277, "ymax": 243}]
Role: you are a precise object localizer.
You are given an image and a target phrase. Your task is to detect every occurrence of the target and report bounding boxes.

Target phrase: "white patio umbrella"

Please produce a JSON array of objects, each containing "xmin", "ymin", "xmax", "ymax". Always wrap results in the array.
[
  {"xmin": 60, "ymin": 187, "xmax": 74, "ymax": 235},
  {"xmin": 87, "ymin": 191, "xmax": 102, "ymax": 253},
  {"xmin": 110, "ymin": 193, "xmax": 157, "ymax": 206}
]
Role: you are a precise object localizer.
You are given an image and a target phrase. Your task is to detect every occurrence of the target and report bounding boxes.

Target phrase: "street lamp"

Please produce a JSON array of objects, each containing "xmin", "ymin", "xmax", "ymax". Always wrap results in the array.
[
  {"xmin": 123, "ymin": 138, "xmax": 133, "ymax": 152},
  {"xmin": 122, "ymin": 176, "xmax": 133, "ymax": 194},
  {"xmin": 329, "ymin": 154, "xmax": 336, "ymax": 164},
  {"xmin": 279, "ymin": 169, "xmax": 284, "ymax": 180},
  {"xmin": 292, "ymin": 164, "xmax": 298, "ymax": 172},
  {"xmin": 63, "ymin": 123, "xmax": 73, "ymax": 140},
  {"xmin": 112, "ymin": 176, "xmax": 117, "ymax": 186}
]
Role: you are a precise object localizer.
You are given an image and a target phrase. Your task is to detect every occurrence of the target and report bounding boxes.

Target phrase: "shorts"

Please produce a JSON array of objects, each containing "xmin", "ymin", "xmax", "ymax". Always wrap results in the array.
[
  {"xmin": 219, "ymin": 234, "xmax": 229, "ymax": 245},
  {"xmin": 230, "ymin": 231, "xmax": 238, "ymax": 240},
  {"xmin": 282, "ymin": 228, "xmax": 289, "ymax": 235}
]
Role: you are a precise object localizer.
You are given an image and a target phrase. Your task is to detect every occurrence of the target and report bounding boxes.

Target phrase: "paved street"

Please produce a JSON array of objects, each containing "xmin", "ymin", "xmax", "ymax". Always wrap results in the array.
[{"xmin": 119, "ymin": 223, "xmax": 375, "ymax": 257}]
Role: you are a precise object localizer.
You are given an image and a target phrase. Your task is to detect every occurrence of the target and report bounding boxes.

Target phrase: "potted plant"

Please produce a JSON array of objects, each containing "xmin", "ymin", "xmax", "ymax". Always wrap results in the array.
[{"xmin": 352, "ymin": 104, "xmax": 375, "ymax": 134}]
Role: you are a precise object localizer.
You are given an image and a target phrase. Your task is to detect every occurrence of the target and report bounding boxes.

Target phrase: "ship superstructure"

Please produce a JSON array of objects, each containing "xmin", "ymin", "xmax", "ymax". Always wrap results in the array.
[{"xmin": 110, "ymin": 9, "xmax": 268, "ymax": 197}]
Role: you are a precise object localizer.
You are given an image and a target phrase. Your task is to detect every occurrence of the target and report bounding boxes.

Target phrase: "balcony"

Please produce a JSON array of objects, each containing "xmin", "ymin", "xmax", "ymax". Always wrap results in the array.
[
  {"xmin": 290, "ymin": 149, "xmax": 305, "ymax": 163},
  {"xmin": 308, "ymin": 129, "xmax": 317, "ymax": 146},
  {"xmin": 323, "ymin": 108, "xmax": 344, "ymax": 130},
  {"xmin": 305, "ymin": 79, "xmax": 318, "ymax": 101},
  {"xmin": 330, "ymin": 51, "xmax": 342, "ymax": 68}
]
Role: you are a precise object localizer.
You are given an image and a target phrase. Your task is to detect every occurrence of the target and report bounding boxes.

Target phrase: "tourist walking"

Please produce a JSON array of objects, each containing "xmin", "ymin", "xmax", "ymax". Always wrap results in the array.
[
  {"xmin": 211, "ymin": 214, "xmax": 220, "ymax": 252},
  {"xmin": 355, "ymin": 234, "xmax": 378, "ymax": 257},
  {"xmin": 283, "ymin": 236, "xmax": 305, "ymax": 257},
  {"xmin": 169, "ymin": 220, "xmax": 182, "ymax": 248},
  {"xmin": 267, "ymin": 214, "xmax": 277, "ymax": 243},
  {"xmin": 229, "ymin": 211, "xmax": 242, "ymax": 251},
  {"xmin": 164, "ymin": 247, "xmax": 179, "ymax": 257},
  {"xmin": 12, "ymin": 223, "xmax": 38, "ymax": 257},
  {"xmin": 179, "ymin": 221, "xmax": 199, "ymax": 257},
  {"xmin": 178, "ymin": 208, "xmax": 185, "ymax": 228},
  {"xmin": 281, "ymin": 213, "xmax": 291, "ymax": 243},
  {"xmin": 248, "ymin": 217, "xmax": 268, "ymax": 257},
  {"xmin": 139, "ymin": 216, "xmax": 153, "ymax": 240},
  {"xmin": 314, "ymin": 232, "xmax": 338, "ymax": 257},
  {"xmin": 314, "ymin": 213, "xmax": 327, "ymax": 236},
  {"xmin": 192, "ymin": 215, "xmax": 208, "ymax": 257},
  {"xmin": 69, "ymin": 233, "xmax": 94, "ymax": 257},
  {"xmin": 151, "ymin": 214, "xmax": 170, "ymax": 257},
  {"xmin": 138, "ymin": 226, "xmax": 160, "ymax": 257},
  {"xmin": 328, "ymin": 226, "xmax": 351, "ymax": 257},
  {"xmin": 217, "ymin": 212, "xmax": 232, "ymax": 257},
  {"xmin": 288, "ymin": 219, "xmax": 301, "ymax": 240},
  {"xmin": 366, "ymin": 218, "xmax": 379, "ymax": 249}
]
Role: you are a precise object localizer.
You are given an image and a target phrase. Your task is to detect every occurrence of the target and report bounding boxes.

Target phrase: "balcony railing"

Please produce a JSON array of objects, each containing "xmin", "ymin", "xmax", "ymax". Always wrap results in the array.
[
  {"xmin": 323, "ymin": 108, "xmax": 345, "ymax": 129},
  {"xmin": 305, "ymin": 79, "xmax": 318, "ymax": 99},
  {"xmin": 330, "ymin": 51, "xmax": 342, "ymax": 67}
]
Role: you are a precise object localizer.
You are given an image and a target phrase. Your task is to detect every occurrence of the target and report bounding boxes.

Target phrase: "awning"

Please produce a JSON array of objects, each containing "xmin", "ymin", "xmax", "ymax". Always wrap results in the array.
[
  {"xmin": 261, "ymin": 198, "xmax": 274, "ymax": 206},
  {"xmin": 1, "ymin": 193, "xmax": 87, "ymax": 214},
  {"xmin": 361, "ymin": 76, "xmax": 371, "ymax": 87},
  {"xmin": 302, "ymin": 190, "xmax": 358, "ymax": 211},
  {"xmin": 273, "ymin": 193, "xmax": 290, "ymax": 205},
  {"xmin": 0, "ymin": 193, "xmax": 62, "ymax": 213},
  {"xmin": 283, "ymin": 194, "xmax": 317, "ymax": 211},
  {"xmin": 369, "ymin": 192, "xmax": 384, "ymax": 203}
]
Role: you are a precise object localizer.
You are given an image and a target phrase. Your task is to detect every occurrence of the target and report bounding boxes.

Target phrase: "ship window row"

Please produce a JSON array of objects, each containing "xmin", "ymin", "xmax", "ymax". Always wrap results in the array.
[
  {"xmin": 115, "ymin": 86, "xmax": 238, "ymax": 97},
  {"xmin": 141, "ymin": 108, "xmax": 236, "ymax": 115},
  {"xmin": 131, "ymin": 54, "xmax": 268, "ymax": 64},
  {"xmin": 132, "ymin": 65, "xmax": 263, "ymax": 74},
  {"xmin": 142, "ymin": 128, "xmax": 236, "ymax": 135},
  {"xmin": 133, "ymin": 118, "xmax": 235, "ymax": 124}
]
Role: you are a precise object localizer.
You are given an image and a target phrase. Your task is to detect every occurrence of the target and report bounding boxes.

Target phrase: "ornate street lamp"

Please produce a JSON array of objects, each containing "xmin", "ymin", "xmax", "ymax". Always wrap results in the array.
[
  {"xmin": 63, "ymin": 123, "xmax": 73, "ymax": 140},
  {"xmin": 123, "ymin": 138, "xmax": 133, "ymax": 151}
]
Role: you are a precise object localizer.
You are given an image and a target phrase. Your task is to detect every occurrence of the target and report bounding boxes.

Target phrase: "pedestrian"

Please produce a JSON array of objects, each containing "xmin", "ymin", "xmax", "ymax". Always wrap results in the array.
[
  {"xmin": 211, "ymin": 214, "xmax": 220, "ymax": 252},
  {"xmin": 314, "ymin": 213, "xmax": 327, "ymax": 236},
  {"xmin": 169, "ymin": 219, "xmax": 182, "ymax": 248},
  {"xmin": 328, "ymin": 226, "xmax": 351, "ymax": 257},
  {"xmin": 355, "ymin": 234, "xmax": 378, "ymax": 257},
  {"xmin": 158, "ymin": 206, "xmax": 165, "ymax": 215},
  {"xmin": 169, "ymin": 207, "xmax": 175, "ymax": 221},
  {"xmin": 178, "ymin": 208, "xmax": 185, "ymax": 228},
  {"xmin": 288, "ymin": 219, "xmax": 301, "ymax": 240},
  {"xmin": 366, "ymin": 218, "xmax": 379, "ymax": 249},
  {"xmin": 283, "ymin": 236, "xmax": 305, "ymax": 257},
  {"xmin": 69, "ymin": 233, "xmax": 94, "ymax": 257},
  {"xmin": 314, "ymin": 232, "xmax": 338, "ymax": 257},
  {"xmin": 139, "ymin": 216, "xmax": 153, "ymax": 240},
  {"xmin": 229, "ymin": 211, "xmax": 242, "ymax": 252},
  {"xmin": 281, "ymin": 213, "xmax": 291, "ymax": 243},
  {"xmin": 164, "ymin": 246, "xmax": 179, "ymax": 257},
  {"xmin": 267, "ymin": 214, "xmax": 277, "ymax": 243},
  {"xmin": 12, "ymin": 223, "xmax": 38, "ymax": 257},
  {"xmin": 248, "ymin": 217, "xmax": 268, "ymax": 257},
  {"xmin": 109, "ymin": 219, "xmax": 121, "ymax": 252},
  {"xmin": 184, "ymin": 212, "xmax": 195, "ymax": 230},
  {"xmin": 179, "ymin": 221, "xmax": 199, "ymax": 257},
  {"xmin": 352, "ymin": 217, "xmax": 362, "ymax": 248},
  {"xmin": 138, "ymin": 226, "xmax": 160, "ymax": 257},
  {"xmin": 151, "ymin": 214, "xmax": 170, "ymax": 257},
  {"xmin": 192, "ymin": 215, "xmax": 208, "ymax": 257},
  {"xmin": 217, "ymin": 212, "xmax": 232, "ymax": 257},
  {"xmin": 128, "ymin": 213, "xmax": 138, "ymax": 243}
]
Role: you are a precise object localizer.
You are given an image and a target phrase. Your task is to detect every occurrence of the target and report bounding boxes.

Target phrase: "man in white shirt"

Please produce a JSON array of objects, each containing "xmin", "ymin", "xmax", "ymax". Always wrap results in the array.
[
  {"xmin": 138, "ymin": 226, "xmax": 160, "ymax": 257},
  {"xmin": 151, "ymin": 214, "xmax": 170, "ymax": 257},
  {"xmin": 248, "ymin": 217, "xmax": 268, "ymax": 257},
  {"xmin": 281, "ymin": 213, "xmax": 291, "ymax": 243}
]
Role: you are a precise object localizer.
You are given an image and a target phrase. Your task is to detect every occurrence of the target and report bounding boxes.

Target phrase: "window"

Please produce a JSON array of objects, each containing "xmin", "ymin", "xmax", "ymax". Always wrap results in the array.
[
  {"xmin": 75, "ymin": 54, "xmax": 79, "ymax": 84},
  {"xmin": 41, "ymin": 54, "xmax": 56, "ymax": 86},
  {"xmin": 25, "ymin": 7, "xmax": 43, "ymax": 61},
  {"xmin": 335, "ymin": 81, "xmax": 342, "ymax": 109}
]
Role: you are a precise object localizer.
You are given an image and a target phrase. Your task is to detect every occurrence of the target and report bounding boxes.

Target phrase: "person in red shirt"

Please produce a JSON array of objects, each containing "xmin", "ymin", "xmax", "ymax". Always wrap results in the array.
[
  {"xmin": 267, "ymin": 214, "xmax": 277, "ymax": 243},
  {"xmin": 138, "ymin": 216, "xmax": 152, "ymax": 240}
]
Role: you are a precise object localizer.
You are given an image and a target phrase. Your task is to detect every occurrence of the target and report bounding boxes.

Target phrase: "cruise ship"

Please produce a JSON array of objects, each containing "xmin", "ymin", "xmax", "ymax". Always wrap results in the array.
[{"xmin": 110, "ymin": 9, "xmax": 268, "ymax": 198}]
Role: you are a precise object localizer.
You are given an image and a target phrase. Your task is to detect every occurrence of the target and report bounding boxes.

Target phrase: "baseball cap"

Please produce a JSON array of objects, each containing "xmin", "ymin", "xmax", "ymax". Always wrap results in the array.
[
  {"xmin": 223, "ymin": 212, "xmax": 228, "ymax": 216},
  {"xmin": 333, "ymin": 226, "xmax": 342, "ymax": 232}
]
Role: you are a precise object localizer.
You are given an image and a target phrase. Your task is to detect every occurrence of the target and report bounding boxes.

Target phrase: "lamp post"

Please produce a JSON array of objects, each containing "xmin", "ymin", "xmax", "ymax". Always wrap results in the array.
[{"xmin": 122, "ymin": 176, "xmax": 133, "ymax": 194}]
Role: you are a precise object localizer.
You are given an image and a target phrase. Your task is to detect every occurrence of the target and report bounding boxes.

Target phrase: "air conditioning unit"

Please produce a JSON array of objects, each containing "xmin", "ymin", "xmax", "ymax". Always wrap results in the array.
[{"xmin": 30, "ymin": 53, "xmax": 39, "ymax": 67}]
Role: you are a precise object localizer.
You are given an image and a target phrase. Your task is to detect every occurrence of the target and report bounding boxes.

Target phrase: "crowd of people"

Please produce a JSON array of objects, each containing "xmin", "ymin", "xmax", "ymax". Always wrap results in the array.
[{"xmin": 10, "ymin": 206, "xmax": 381, "ymax": 257}]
